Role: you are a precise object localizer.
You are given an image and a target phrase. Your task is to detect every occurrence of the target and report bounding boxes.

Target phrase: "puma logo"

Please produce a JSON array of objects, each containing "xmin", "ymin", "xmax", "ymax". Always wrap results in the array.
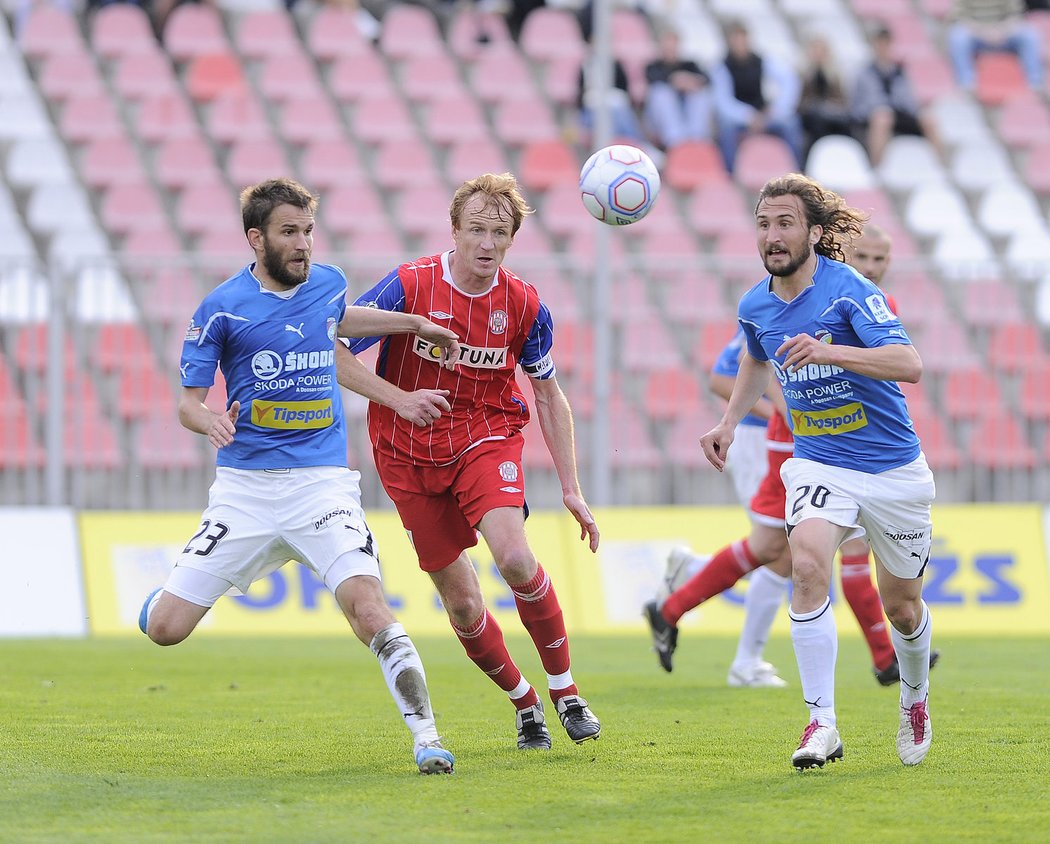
[{"xmin": 285, "ymin": 322, "xmax": 305, "ymax": 338}]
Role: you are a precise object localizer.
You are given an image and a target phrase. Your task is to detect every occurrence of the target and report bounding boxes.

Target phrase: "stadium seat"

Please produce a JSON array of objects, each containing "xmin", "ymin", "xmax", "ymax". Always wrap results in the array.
[
  {"xmin": 137, "ymin": 269, "xmax": 200, "ymax": 328},
  {"xmin": 967, "ymin": 410, "xmax": 1037, "ymax": 470},
  {"xmin": 0, "ymin": 266, "xmax": 48, "ymax": 321},
  {"xmin": 975, "ymin": 182, "xmax": 1043, "ymax": 240},
  {"xmin": 257, "ymin": 52, "xmax": 325, "ymax": 103},
  {"xmin": 988, "ymin": 321, "xmax": 1049, "ymax": 372},
  {"xmin": 163, "ymin": 3, "xmax": 230, "ymax": 62},
  {"xmin": 958, "ymin": 278, "xmax": 1024, "ymax": 327},
  {"xmin": 176, "ymin": 184, "xmax": 240, "ymax": 237},
  {"xmin": 642, "ymin": 366, "xmax": 703, "ymax": 421},
  {"xmin": 519, "ymin": 7, "xmax": 586, "ymax": 66},
  {"xmin": 877, "ymin": 136, "xmax": 947, "ymax": 194},
  {"xmin": 14, "ymin": 323, "xmax": 77, "ymax": 374},
  {"xmin": 396, "ymin": 184, "xmax": 456, "ymax": 240},
  {"xmin": 323, "ymin": 184, "xmax": 391, "ymax": 238},
  {"xmin": 155, "ymin": 136, "xmax": 223, "ymax": 190},
  {"xmin": 908, "ymin": 408, "xmax": 961, "ymax": 471},
  {"xmin": 379, "ymin": 4, "xmax": 446, "ymax": 60},
  {"xmin": 0, "ymin": 403, "xmax": 45, "ymax": 469},
  {"xmin": 686, "ymin": 182, "xmax": 752, "ymax": 239},
  {"xmin": 974, "ymin": 53, "xmax": 1028, "ymax": 107},
  {"xmin": 519, "ymin": 140, "xmax": 580, "ymax": 193},
  {"xmin": 278, "ymin": 97, "xmax": 344, "ymax": 146},
  {"xmin": 185, "ymin": 53, "xmax": 247, "ymax": 103},
  {"xmin": 904, "ymin": 183, "xmax": 974, "ymax": 240},
  {"xmin": 59, "ymin": 93, "xmax": 124, "ymax": 144},
  {"xmin": 943, "ymin": 367, "xmax": 1004, "ymax": 421},
  {"xmin": 540, "ymin": 184, "xmax": 598, "ymax": 239},
  {"xmin": 930, "ymin": 94, "xmax": 992, "ymax": 149},
  {"xmin": 20, "ymin": 5, "xmax": 83, "ymax": 60},
  {"xmin": 1005, "ymin": 228, "xmax": 1050, "ymax": 283},
  {"xmin": 122, "ymin": 227, "xmax": 183, "ymax": 260},
  {"xmin": 350, "ymin": 97, "xmax": 419, "ymax": 144},
  {"xmin": 91, "ymin": 3, "xmax": 157, "ymax": 59},
  {"xmin": 0, "ymin": 93, "xmax": 52, "ymax": 143},
  {"xmin": 133, "ymin": 413, "xmax": 204, "ymax": 470},
  {"xmin": 112, "ymin": 51, "xmax": 180, "ymax": 101},
  {"xmin": 448, "ymin": 9, "xmax": 513, "ymax": 62},
  {"xmin": 81, "ymin": 137, "xmax": 149, "ymax": 189},
  {"xmin": 656, "ymin": 270, "xmax": 734, "ymax": 326},
  {"xmin": 906, "ymin": 53, "xmax": 956, "ymax": 105},
  {"xmin": 492, "ymin": 97, "xmax": 561, "ymax": 147},
  {"xmin": 64, "ymin": 409, "xmax": 122, "ymax": 470},
  {"xmin": 950, "ymin": 141, "xmax": 1016, "ymax": 195},
  {"xmin": 422, "ymin": 98, "xmax": 489, "ymax": 147},
  {"xmin": 6, "ymin": 137, "xmax": 75, "ymax": 189},
  {"xmin": 665, "ymin": 411, "xmax": 721, "ymax": 470},
  {"xmin": 372, "ymin": 139, "xmax": 442, "ymax": 191},
  {"xmin": 910, "ymin": 318, "xmax": 980, "ymax": 372},
  {"xmin": 690, "ymin": 321, "xmax": 739, "ymax": 370},
  {"xmin": 996, "ymin": 91, "xmax": 1050, "ymax": 150},
  {"xmin": 930, "ymin": 229, "xmax": 998, "ymax": 281},
  {"xmin": 733, "ymin": 134, "xmax": 798, "ymax": 193},
  {"xmin": 445, "ymin": 139, "xmax": 510, "ymax": 186},
  {"xmin": 611, "ymin": 8, "xmax": 658, "ymax": 68},
  {"xmin": 92, "ymin": 323, "xmax": 155, "ymax": 374},
  {"xmin": 306, "ymin": 5, "xmax": 374, "ymax": 62},
  {"xmin": 235, "ymin": 9, "xmax": 302, "ymax": 59},
  {"xmin": 225, "ymin": 138, "xmax": 291, "ymax": 189},
  {"xmin": 116, "ymin": 366, "xmax": 177, "ymax": 421},
  {"xmin": 805, "ymin": 135, "xmax": 877, "ymax": 191},
  {"xmin": 100, "ymin": 183, "xmax": 168, "ymax": 236},
  {"xmin": 1017, "ymin": 364, "xmax": 1050, "ymax": 421},
  {"xmin": 327, "ymin": 51, "xmax": 396, "ymax": 103},
  {"xmin": 663, "ymin": 141, "xmax": 730, "ymax": 193},
  {"xmin": 37, "ymin": 52, "xmax": 105, "ymax": 102},
  {"xmin": 1021, "ymin": 141, "xmax": 1050, "ymax": 197},
  {"xmin": 399, "ymin": 53, "xmax": 471, "ymax": 104},
  {"xmin": 26, "ymin": 184, "xmax": 96, "ymax": 236},
  {"xmin": 470, "ymin": 43, "xmax": 538, "ymax": 104},
  {"xmin": 300, "ymin": 139, "xmax": 368, "ymax": 190},
  {"xmin": 609, "ymin": 405, "xmax": 662, "ymax": 470},
  {"xmin": 206, "ymin": 91, "xmax": 271, "ymax": 145}
]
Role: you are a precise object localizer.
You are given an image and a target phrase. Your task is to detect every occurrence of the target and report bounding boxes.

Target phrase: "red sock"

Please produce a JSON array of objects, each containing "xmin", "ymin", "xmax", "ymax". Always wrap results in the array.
[
  {"xmin": 662, "ymin": 539, "xmax": 758, "ymax": 626},
  {"xmin": 452, "ymin": 610, "xmax": 538, "ymax": 706},
  {"xmin": 508, "ymin": 564, "xmax": 578, "ymax": 703},
  {"xmin": 840, "ymin": 552, "xmax": 896, "ymax": 670}
]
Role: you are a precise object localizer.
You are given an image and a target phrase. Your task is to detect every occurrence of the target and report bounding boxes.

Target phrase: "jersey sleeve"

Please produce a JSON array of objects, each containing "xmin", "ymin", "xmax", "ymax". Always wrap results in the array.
[
  {"xmin": 180, "ymin": 299, "xmax": 225, "ymax": 388},
  {"xmin": 843, "ymin": 286, "xmax": 913, "ymax": 348},
  {"xmin": 711, "ymin": 328, "xmax": 744, "ymax": 376},
  {"xmin": 343, "ymin": 268, "xmax": 407, "ymax": 354},
  {"xmin": 520, "ymin": 300, "xmax": 556, "ymax": 380}
]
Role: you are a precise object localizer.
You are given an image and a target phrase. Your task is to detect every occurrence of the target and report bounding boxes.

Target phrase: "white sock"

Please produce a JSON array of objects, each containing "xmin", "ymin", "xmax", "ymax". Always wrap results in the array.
[
  {"xmin": 789, "ymin": 597, "xmax": 837, "ymax": 728},
  {"xmin": 547, "ymin": 669, "xmax": 574, "ymax": 692},
  {"xmin": 370, "ymin": 622, "xmax": 439, "ymax": 745},
  {"xmin": 892, "ymin": 600, "xmax": 932, "ymax": 707},
  {"xmin": 733, "ymin": 566, "xmax": 789, "ymax": 668}
]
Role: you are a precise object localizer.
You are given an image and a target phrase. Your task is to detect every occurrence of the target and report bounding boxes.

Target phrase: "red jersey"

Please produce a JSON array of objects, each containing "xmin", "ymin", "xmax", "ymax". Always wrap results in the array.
[{"xmin": 350, "ymin": 252, "xmax": 552, "ymax": 466}]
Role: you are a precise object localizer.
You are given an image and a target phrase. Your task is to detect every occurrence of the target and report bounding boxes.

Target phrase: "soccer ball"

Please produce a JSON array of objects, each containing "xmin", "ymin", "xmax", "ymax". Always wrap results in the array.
[{"xmin": 579, "ymin": 144, "xmax": 661, "ymax": 226}]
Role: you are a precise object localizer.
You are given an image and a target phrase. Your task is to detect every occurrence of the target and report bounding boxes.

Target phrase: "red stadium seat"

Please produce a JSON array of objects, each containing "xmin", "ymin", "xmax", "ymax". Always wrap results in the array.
[
  {"xmin": 642, "ymin": 366, "xmax": 703, "ymax": 420},
  {"xmin": 257, "ymin": 52, "xmax": 325, "ymax": 103},
  {"xmin": 470, "ymin": 43, "xmax": 538, "ymax": 104},
  {"xmin": 967, "ymin": 410, "xmax": 1037, "ymax": 470},
  {"xmin": 20, "ymin": 6, "xmax": 83, "ymax": 60},
  {"xmin": 400, "ymin": 53, "xmax": 471, "ymax": 104},
  {"xmin": 91, "ymin": 4, "xmax": 157, "ymax": 59},
  {"xmin": 448, "ymin": 9, "xmax": 513, "ymax": 62},
  {"xmin": 163, "ymin": 3, "xmax": 229, "ymax": 62},
  {"xmin": 0, "ymin": 403, "xmax": 45, "ymax": 469},
  {"xmin": 379, "ymin": 4, "xmax": 446, "ymax": 60},
  {"xmin": 611, "ymin": 8, "xmax": 658, "ymax": 67},
  {"xmin": 278, "ymin": 97, "xmax": 345, "ymax": 146},
  {"xmin": 235, "ymin": 9, "xmax": 302, "ymax": 60},
  {"xmin": 225, "ymin": 138, "xmax": 291, "ymax": 190},
  {"xmin": 445, "ymin": 139, "xmax": 510, "ymax": 185},
  {"xmin": 492, "ymin": 97, "xmax": 561, "ymax": 147},
  {"xmin": 134, "ymin": 413, "xmax": 204, "ymax": 469},
  {"xmin": 307, "ymin": 6, "xmax": 374, "ymax": 62},
  {"xmin": 14, "ymin": 324, "xmax": 77, "ymax": 374},
  {"xmin": 909, "ymin": 408, "xmax": 961, "ymax": 471},
  {"xmin": 176, "ymin": 184, "xmax": 239, "ymax": 238},
  {"xmin": 422, "ymin": 98, "xmax": 489, "ymax": 147},
  {"xmin": 92, "ymin": 323, "xmax": 155, "ymax": 373},
  {"xmin": 117, "ymin": 366, "xmax": 177, "ymax": 420},
  {"xmin": 155, "ymin": 136, "xmax": 223, "ymax": 190},
  {"xmin": 396, "ymin": 184, "xmax": 456, "ymax": 239},
  {"xmin": 691, "ymin": 321, "xmax": 738, "ymax": 370},
  {"xmin": 185, "ymin": 53, "xmax": 246, "ymax": 104},
  {"xmin": 907, "ymin": 53, "xmax": 956, "ymax": 105},
  {"xmin": 958, "ymin": 279, "xmax": 1024, "ymax": 327},
  {"xmin": 37, "ymin": 52, "xmax": 105, "ymax": 102},
  {"xmin": 1022, "ymin": 141, "xmax": 1050, "ymax": 197},
  {"xmin": 942, "ymin": 368, "xmax": 1004, "ymax": 421},
  {"xmin": 733, "ymin": 134, "xmax": 798, "ymax": 192},
  {"xmin": 100, "ymin": 182, "xmax": 168, "ymax": 236},
  {"xmin": 81, "ymin": 137, "xmax": 149, "ymax": 189},
  {"xmin": 59, "ymin": 93, "xmax": 124, "ymax": 144},
  {"xmin": 665, "ymin": 412, "xmax": 720, "ymax": 469},
  {"xmin": 1018, "ymin": 364, "xmax": 1050, "ymax": 421},
  {"xmin": 656, "ymin": 271, "xmax": 733, "ymax": 325},
  {"xmin": 997, "ymin": 92, "xmax": 1050, "ymax": 149},
  {"xmin": 664, "ymin": 141, "xmax": 729, "ymax": 193},
  {"xmin": 519, "ymin": 7, "xmax": 586, "ymax": 66},
  {"xmin": 687, "ymin": 182, "xmax": 752, "ymax": 239},
  {"xmin": 372, "ymin": 139, "xmax": 442, "ymax": 191},
  {"xmin": 988, "ymin": 321, "xmax": 1049, "ymax": 372},
  {"xmin": 520, "ymin": 140, "xmax": 580, "ymax": 193},
  {"xmin": 122, "ymin": 227, "xmax": 182, "ymax": 260},
  {"xmin": 610, "ymin": 405, "xmax": 662, "ymax": 469},
  {"xmin": 206, "ymin": 91, "xmax": 271, "ymax": 145},
  {"xmin": 328, "ymin": 51, "xmax": 396, "ymax": 103},
  {"xmin": 351, "ymin": 98, "xmax": 419, "ymax": 144},
  {"xmin": 974, "ymin": 53, "xmax": 1028, "ymax": 107},
  {"xmin": 912, "ymin": 318, "xmax": 980, "ymax": 372},
  {"xmin": 537, "ymin": 55, "xmax": 582, "ymax": 107},
  {"xmin": 300, "ymin": 139, "xmax": 369, "ymax": 190},
  {"xmin": 619, "ymin": 316, "xmax": 684, "ymax": 371},
  {"xmin": 138, "ymin": 269, "xmax": 200, "ymax": 328},
  {"xmin": 112, "ymin": 51, "xmax": 180, "ymax": 101},
  {"xmin": 64, "ymin": 410, "xmax": 123, "ymax": 470},
  {"xmin": 323, "ymin": 184, "xmax": 391, "ymax": 238},
  {"xmin": 541, "ymin": 184, "xmax": 597, "ymax": 239}
]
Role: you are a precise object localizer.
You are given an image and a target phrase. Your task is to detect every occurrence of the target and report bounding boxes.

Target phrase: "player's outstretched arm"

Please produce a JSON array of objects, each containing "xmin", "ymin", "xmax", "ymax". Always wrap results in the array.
[
  {"xmin": 776, "ymin": 333, "xmax": 922, "ymax": 383},
  {"xmin": 338, "ymin": 307, "xmax": 461, "ymax": 369},
  {"xmin": 334, "ymin": 343, "xmax": 450, "ymax": 427},
  {"xmin": 178, "ymin": 387, "xmax": 239, "ymax": 449},
  {"xmin": 531, "ymin": 376, "xmax": 599, "ymax": 552}
]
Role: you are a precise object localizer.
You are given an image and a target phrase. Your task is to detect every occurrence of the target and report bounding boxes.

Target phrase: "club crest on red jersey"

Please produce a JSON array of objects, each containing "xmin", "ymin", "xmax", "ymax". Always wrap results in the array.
[
  {"xmin": 498, "ymin": 461, "xmax": 519, "ymax": 482},
  {"xmin": 489, "ymin": 310, "xmax": 508, "ymax": 335}
]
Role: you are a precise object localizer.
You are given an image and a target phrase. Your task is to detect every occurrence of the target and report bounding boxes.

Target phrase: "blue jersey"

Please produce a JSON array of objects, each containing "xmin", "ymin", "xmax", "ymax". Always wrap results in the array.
[
  {"xmin": 180, "ymin": 263, "xmax": 349, "ymax": 470},
  {"xmin": 712, "ymin": 327, "xmax": 766, "ymax": 429},
  {"xmin": 738, "ymin": 255, "xmax": 920, "ymax": 473}
]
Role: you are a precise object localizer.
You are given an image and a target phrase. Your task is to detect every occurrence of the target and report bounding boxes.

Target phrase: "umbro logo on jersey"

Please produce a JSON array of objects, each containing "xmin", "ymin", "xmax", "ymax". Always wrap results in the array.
[
  {"xmin": 500, "ymin": 486, "xmax": 521, "ymax": 493},
  {"xmin": 428, "ymin": 310, "xmax": 453, "ymax": 320},
  {"xmin": 285, "ymin": 322, "xmax": 305, "ymax": 338}
]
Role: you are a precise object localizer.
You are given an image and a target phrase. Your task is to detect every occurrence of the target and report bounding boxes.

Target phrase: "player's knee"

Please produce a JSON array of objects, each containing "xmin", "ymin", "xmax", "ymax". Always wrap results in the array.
[
  {"xmin": 790, "ymin": 554, "xmax": 830, "ymax": 596},
  {"xmin": 492, "ymin": 547, "xmax": 535, "ymax": 584},
  {"xmin": 147, "ymin": 616, "xmax": 191, "ymax": 646},
  {"xmin": 884, "ymin": 598, "xmax": 921, "ymax": 635}
]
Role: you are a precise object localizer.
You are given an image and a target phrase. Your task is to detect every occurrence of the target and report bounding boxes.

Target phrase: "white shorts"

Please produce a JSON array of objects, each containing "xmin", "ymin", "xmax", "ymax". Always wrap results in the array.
[
  {"xmin": 165, "ymin": 466, "xmax": 382, "ymax": 607},
  {"xmin": 780, "ymin": 453, "xmax": 936, "ymax": 580},
  {"xmin": 726, "ymin": 423, "xmax": 768, "ymax": 505}
]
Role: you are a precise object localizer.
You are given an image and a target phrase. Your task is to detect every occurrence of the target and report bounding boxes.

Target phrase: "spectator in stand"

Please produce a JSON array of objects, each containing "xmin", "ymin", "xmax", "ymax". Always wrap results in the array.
[
  {"xmin": 798, "ymin": 33, "xmax": 854, "ymax": 163},
  {"xmin": 642, "ymin": 26, "xmax": 713, "ymax": 151},
  {"xmin": 710, "ymin": 20, "xmax": 804, "ymax": 173},
  {"xmin": 947, "ymin": 0, "xmax": 1044, "ymax": 91},
  {"xmin": 850, "ymin": 24, "xmax": 943, "ymax": 166}
]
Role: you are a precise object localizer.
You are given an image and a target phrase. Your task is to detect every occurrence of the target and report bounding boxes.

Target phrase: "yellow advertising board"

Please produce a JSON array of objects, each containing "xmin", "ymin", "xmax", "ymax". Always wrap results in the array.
[{"xmin": 79, "ymin": 504, "xmax": 1050, "ymax": 636}]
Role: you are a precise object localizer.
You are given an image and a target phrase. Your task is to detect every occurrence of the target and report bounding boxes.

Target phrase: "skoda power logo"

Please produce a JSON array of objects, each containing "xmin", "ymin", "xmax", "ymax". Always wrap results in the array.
[{"xmin": 251, "ymin": 350, "xmax": 283, "ymax": 379}]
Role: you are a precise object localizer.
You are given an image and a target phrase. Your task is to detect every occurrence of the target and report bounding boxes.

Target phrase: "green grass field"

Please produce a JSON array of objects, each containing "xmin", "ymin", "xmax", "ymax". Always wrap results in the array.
[{"xmin": 2, "ymin": 633, "xmax": 1048, "ymax": 843}]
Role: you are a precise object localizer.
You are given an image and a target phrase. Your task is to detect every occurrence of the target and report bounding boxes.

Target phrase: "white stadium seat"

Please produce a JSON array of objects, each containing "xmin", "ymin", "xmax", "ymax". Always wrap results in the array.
[
  {"xmin": 877, "ymin": 136, "xmax": 948, "ymax": 194},
  {"xmin": 805, "ymin": 135, "xmax": 876, "ymax": 191}
]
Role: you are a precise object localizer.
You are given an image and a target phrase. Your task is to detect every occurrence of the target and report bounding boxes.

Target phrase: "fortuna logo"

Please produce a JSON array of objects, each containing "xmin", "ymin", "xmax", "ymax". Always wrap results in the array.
[
  {"xmin": 285, "ymin": 322, "xmax": 305, "ymax": 338},
  {"xmin": 428, "ymin": 310, "xmax": 453, "ymax": 320},
  {"xmin": 413, "ymin": 337, "xmax": 508, "ymax": 369}
]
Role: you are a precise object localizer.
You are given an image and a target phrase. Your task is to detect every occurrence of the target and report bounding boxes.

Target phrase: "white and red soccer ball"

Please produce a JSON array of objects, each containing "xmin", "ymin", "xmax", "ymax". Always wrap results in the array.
[{"xmin": 579, "ymin": 144, "xmax": 661, "ymax": 226}]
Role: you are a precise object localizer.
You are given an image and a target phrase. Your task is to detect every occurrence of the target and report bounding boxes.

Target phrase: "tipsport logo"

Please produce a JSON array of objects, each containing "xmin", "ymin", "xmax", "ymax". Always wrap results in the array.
[{"xmin": 251, "ymin": 399, "xmax": 334, "ymax": 429}]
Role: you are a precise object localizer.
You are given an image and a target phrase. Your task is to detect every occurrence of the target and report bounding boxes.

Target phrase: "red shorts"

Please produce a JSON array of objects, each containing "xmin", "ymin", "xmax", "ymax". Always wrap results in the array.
[
  {"xmin": 374, "ymin": 434, "xmax": 526, "ymax": 572},
  {"xmin": 748, "ymin": 411, "xmax": 795, "ymax": 525}
]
